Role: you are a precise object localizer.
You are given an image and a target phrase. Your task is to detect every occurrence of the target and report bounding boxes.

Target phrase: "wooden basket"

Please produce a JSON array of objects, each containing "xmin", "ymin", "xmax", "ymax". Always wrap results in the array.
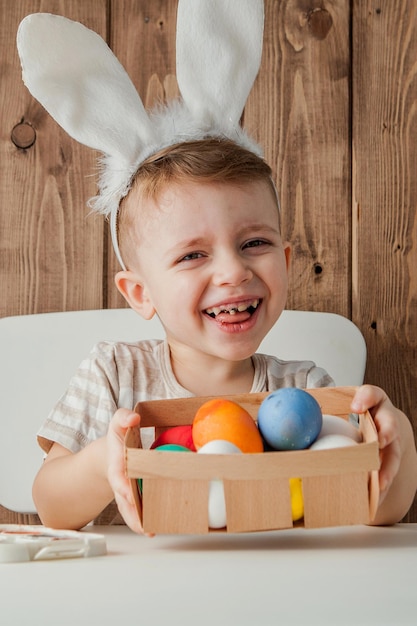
[{"xmin": 125, "ymin": 387, "xmax": 380, "ymax": 534}]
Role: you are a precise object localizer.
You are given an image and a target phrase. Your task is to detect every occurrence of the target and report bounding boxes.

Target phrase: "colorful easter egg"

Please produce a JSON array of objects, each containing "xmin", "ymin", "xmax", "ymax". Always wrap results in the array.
[
  {"xmin": 289, "ymin": 477, "xmax": 304, "ymax": 521},
  {"xmin": 257, "ymin": 388, "xmax": 322, "ymax": 451},
  {"xmin": 154, "ymin": 444, "xmax": 192, "ymax": 452},
  {"xmin": 151, "ymin": 425, "xmax": 196, "ymax": 451},
  {"xmin": 192, "ymin": 398, "xmax": 263, "ymax": 453}
]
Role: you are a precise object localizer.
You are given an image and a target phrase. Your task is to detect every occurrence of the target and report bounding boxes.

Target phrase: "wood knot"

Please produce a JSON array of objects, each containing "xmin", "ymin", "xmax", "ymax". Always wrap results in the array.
[
  {"xmin": 11, "ymin": 122, "xmax": 36, "ymax": 149},
  {"xmin": 307, "ymin": 7, "xmax": 333, "ymax": 40}
]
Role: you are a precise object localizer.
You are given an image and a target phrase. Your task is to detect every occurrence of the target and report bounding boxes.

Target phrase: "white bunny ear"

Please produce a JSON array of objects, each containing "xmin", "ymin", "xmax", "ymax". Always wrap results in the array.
[
  {"xmin": 176, "ymin": 0, "xmax": 264, "ymax": 130},
  {"xmin": 17, "ymin": 5, "xmax": 266, "ymax": 270},
  {"xmin": 17, "ymin": 13, "xmax": 154, "ymax": 165}
]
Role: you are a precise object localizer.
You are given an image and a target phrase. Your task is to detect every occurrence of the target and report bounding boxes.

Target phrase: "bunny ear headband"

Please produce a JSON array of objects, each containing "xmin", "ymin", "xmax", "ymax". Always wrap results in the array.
[{"xmin": 17, "ymin": 0, "xmax": 265, "ymax": 270}]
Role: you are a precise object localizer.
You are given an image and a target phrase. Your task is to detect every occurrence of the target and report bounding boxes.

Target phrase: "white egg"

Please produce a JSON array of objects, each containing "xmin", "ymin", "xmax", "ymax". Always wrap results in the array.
[
  {"xmin": 316, "ymin": 414, "xmax": 362, "ymax": 443},
  {"xmin": 197, "ymin": 440, "xmax": 242, "ymax": 529},
  {"xmin": 198, "ymin": 440, "xmax": 242, "ymax": 455},
  {"xmin": 309, "ymin": 434, "xmax": 358, "ymax": 450},
  {"xmin": 205, "ymin": 480, "xmax": 228, "ymax": 529}
]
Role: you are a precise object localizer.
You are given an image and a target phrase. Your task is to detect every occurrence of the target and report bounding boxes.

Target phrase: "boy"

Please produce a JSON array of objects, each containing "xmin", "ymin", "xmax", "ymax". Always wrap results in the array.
[
  {"xmin": 17, "ymin": 6, "xmax": 417, "ymax": 533},
  {"xmin": 32, "ymin": 139, "xmax": 417, "ymax": 533}
]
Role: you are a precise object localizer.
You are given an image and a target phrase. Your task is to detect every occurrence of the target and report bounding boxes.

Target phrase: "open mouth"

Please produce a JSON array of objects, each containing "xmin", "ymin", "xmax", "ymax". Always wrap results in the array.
[{"xmin": 205, "ymin": 298, "xmax": 260, "ymax": 318}]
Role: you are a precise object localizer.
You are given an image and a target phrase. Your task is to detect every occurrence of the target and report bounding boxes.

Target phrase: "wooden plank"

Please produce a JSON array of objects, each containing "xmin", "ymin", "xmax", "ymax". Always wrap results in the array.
[
  {"xmin": 143, "ymin": 478, "xmax": 209, "ymax": 534},
  {"xmin": 303, "ymin": 472, "xmax": 370, "ymax": 528},
  {"xmin": 106, "ymin": 0, "xmax": 179, "ymax": 308},
  {"xmin": 352, "ymin": 0, "xmax": 417, "ymax": 521},
  {"xmin": 0, "ymin": 0, "xmax": 107, "ymax": 318},
  {"xmin": 224, "ymin": 479, "xmax": 293, "ymax": 533},
  {"xmin": 244, "ymin": 0, "xmax": 351, "ymax": 315}
]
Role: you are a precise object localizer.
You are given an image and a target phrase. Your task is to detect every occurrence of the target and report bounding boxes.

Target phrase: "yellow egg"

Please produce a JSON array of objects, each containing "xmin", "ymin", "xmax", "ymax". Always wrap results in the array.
[{"xmin": 290, "ymin": 477, "xmax": 304, "ymax": 521}]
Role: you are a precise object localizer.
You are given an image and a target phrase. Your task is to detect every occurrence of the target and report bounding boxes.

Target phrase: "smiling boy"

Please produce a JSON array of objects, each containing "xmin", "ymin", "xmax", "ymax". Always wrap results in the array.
[
  {"xmin": 17, "ymin": 5, "xmax": 417, "ymax": 534},
  {"xmin": 115, "ymin": 140, "xmax": 291, "ymax": 395},
  {"xmin": 32, "ymin": 139, "xmax": 417, "ymax": 533}
]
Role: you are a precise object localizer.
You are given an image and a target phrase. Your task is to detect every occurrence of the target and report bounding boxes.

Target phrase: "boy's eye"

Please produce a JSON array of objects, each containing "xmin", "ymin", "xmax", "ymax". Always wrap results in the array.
[
  {"xmin": 178, "ymin": 251, "xmax": 205, "ymax": 262},
  {"xmin": 243, "ymin": 239, "xmax": 269, "ymax": 249}
]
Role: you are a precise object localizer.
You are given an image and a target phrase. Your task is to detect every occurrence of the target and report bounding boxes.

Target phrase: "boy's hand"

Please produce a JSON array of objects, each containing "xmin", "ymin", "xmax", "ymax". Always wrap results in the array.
[
  {"xmin": 106, "ymin": 409, "xmax": 146, "ymax": 534},
  {"xmin": 351, "ymin": 385, "xmax": 403, "ymax": 505}
]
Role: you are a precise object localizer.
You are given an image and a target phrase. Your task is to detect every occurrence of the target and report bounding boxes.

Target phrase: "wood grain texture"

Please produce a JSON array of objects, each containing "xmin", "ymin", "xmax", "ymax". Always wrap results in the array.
[
  {"xmin": 106, "ymin": 0, "xmax": 179, "ymax": 308},
  {"xmin": 245, "ymin": 0, "xmax": 351, "ymax": 315},
  {"xmin": 352, "ymin": 0, "xmax": 417, "ymax": 521},
  {"xmin": 1, "ymin": 0, "xmax": 107, "ymax": 318}
]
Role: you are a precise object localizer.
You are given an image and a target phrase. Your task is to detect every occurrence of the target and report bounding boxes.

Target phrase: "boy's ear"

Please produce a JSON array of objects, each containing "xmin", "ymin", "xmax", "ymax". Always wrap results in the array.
[
  {"xmin": 283, "ymin": 242, "xmax": 291, "ymax": 270},
  {"xmin": 114, "ymin": 271, "xmax": 156, "ymax": 320}
]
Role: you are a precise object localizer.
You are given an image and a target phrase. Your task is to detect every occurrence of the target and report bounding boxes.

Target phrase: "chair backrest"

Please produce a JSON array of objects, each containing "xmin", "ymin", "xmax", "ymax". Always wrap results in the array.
[{"xmin": 0, "ymin": 308, "xmax": 366, "ymax": 514}]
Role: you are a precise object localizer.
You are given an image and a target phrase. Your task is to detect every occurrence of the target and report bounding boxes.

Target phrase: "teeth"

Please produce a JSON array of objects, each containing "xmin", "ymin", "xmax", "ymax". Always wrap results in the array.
[{"xmin": 205, "ymin": 299, "xmax": 259, "ymax": 317}]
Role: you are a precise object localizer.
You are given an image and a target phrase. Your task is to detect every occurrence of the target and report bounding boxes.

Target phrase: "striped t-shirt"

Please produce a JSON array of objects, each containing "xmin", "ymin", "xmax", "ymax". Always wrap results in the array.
[{"xmin": 38, "ymin": 338, "xmax": 334, "ymax": 454}]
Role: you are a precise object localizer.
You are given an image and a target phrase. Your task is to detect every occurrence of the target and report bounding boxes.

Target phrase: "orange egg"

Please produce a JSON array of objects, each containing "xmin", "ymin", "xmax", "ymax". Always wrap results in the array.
[{"xmin": 192, "ymin": 398, "xmax": 264, "ymax": 453}]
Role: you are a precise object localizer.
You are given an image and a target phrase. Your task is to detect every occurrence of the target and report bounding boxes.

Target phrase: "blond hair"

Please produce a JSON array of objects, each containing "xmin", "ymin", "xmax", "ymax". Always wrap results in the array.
[{"xmin": 118, "ymin": 138, "xmax": 278, "ymax": 268}]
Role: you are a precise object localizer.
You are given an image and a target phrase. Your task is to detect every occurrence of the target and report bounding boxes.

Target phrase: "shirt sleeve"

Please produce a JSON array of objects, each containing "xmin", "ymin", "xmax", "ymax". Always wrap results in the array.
[
  {"xmin": 37, "ymin": 342, "xmax": 121, "ymax": 454},
  {"xmin": 305, "ymin": 365, "xmax": 335, "ymax": 389},
  {"xmin": 257, "ymin": 353, "xmax": 335, "ymax": 391}
]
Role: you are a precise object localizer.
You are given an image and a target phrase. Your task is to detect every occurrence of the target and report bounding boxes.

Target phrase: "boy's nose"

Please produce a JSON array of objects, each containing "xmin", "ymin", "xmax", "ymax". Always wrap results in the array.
[{"xmin": 212, "ymin": 252, "xmax": 253, "ymax": 286}]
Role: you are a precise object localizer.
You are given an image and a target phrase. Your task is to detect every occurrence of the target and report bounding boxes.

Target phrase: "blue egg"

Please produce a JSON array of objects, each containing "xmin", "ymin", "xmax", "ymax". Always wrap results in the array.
[{"xmin": 257, "ymin": 388, "xmax": 323, "ymax": 451}]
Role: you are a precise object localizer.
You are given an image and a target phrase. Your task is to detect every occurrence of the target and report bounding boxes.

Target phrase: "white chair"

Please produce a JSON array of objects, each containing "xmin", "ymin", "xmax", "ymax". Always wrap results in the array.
[{"xmin": 0, "ymin": 308, "xmax": 366, "ymax": 515}]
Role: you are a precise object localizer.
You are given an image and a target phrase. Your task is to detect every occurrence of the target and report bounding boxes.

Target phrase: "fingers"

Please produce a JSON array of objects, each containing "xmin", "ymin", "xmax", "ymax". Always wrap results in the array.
[
  {"xmin": 107, "ymin": 450, "xmax": 134, "ymax": 504},
  {"xmin": 107, "ymin": 410, "xmax": 139, "ymax": 486},
  {"xmin": 107, "ymin": 409, "xmax": 145, "ymax": 534},
  {"xmin": 351, "ymin": 384, "xmax": 389, "ymax": 415},
  {"xmin": 378, "ymin": 438, "xmax": 402, "ymax": 502},
  {"xmin": 351, "ymin": 384, "xmax": 402, "ymax": 503},
  {"xmin": 113, "ymin": 489, "xmax": 146, "ymax": 535},
  {"xmin": 351, "ymin": 385, "xmax": 398, "ymax": 448},
  {"xmin": 109, "ymin": 408, "xmax": 141, "ymax": 437}
]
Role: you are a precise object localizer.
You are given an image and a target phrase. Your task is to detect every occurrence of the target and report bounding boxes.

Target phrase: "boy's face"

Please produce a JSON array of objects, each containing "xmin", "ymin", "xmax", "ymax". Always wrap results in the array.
[{"xmin": 118, "ymin": 179, "xmax": 290, "ymax": 363}]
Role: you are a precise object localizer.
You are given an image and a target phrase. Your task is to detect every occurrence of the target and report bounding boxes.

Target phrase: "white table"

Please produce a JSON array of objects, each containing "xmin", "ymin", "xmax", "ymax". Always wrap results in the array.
[{"xmin": 1, "ymin": 524, "xmax": 417, "ymax": 625}]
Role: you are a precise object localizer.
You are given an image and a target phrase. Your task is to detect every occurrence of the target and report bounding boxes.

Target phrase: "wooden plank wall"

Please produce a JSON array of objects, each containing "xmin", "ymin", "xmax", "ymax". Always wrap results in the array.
[{"xmin": 1, "ymin": 0, "xmax": 416, "ymax": 523}]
